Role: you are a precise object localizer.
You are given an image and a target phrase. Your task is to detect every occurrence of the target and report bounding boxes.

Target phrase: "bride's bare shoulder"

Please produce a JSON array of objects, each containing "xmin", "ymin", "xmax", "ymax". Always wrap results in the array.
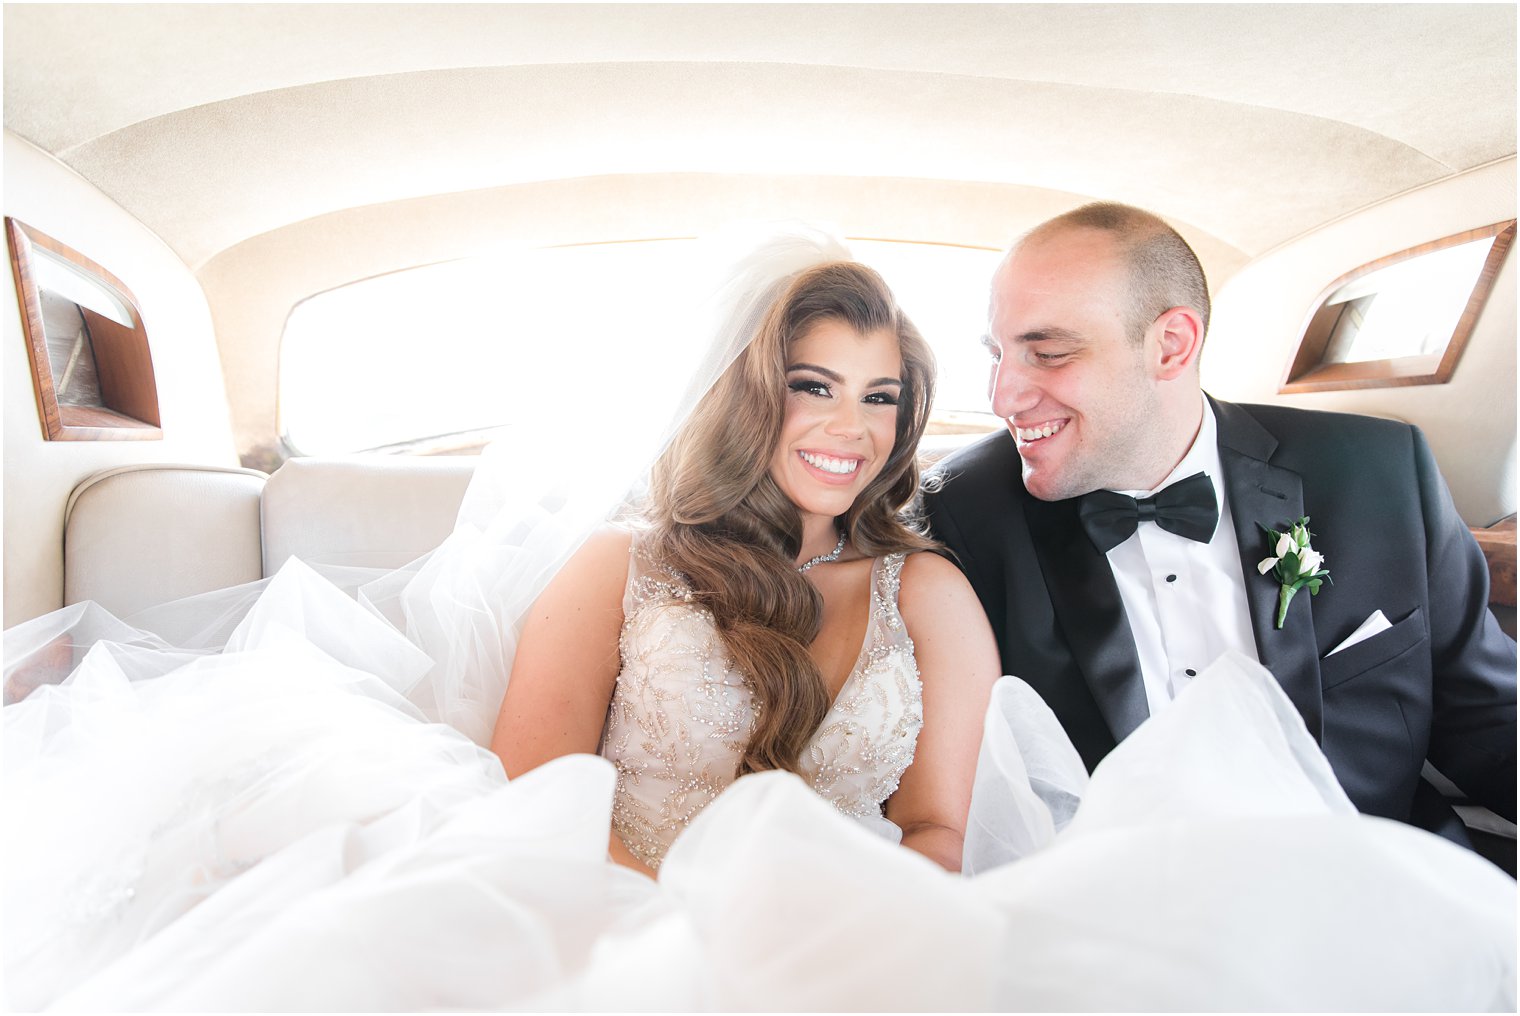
[
  {"xmin": 896, "ymin": 549, "xmax": 993, "ymax": 645},
  {"xmin": 545, "ymin": 526, "xmax": 636, "ymax": 596},
  {"xmin": 578, "ymin": 525, "xmax": 636, "ymax": 560},
  {"xmin": 897, "ymin": 549, "xmax": 973, "ymax": 601}
]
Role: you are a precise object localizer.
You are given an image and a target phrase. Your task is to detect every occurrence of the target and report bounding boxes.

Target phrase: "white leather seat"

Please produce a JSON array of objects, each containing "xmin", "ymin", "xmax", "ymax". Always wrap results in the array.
[
  {"xmin": 260, "ymin": 456, "xmax": 476, "ymax": 574},
  {"xmin": 64, "ymin": 464, "xmax": 267, "ymax": 618},
  {"xmin": 62, "ymin": 457, "xmax": 479, "ymax": 619}
]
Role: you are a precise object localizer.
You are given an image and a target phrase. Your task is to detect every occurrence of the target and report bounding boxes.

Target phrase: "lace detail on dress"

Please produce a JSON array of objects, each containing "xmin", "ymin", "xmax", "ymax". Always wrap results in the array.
[
  {"xmin": 599, "ymin": 543, "xmax": 921, "ymax": 870},
  {"xmin": 799, "ymin": 553, "xmax": 921, "ymax": 819}
]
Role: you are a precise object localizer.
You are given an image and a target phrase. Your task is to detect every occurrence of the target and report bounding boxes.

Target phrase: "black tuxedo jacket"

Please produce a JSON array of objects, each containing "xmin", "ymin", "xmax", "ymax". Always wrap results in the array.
[{"xmin": 923, "ymin": 398, "xmax": 1517, "ymax": 836}]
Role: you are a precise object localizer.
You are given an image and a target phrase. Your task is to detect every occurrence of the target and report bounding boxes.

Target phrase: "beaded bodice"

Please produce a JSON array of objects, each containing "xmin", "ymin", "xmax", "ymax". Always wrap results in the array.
[{"xmin": 599, "ymin": 543, "xmax": 921, "ymax": 870}]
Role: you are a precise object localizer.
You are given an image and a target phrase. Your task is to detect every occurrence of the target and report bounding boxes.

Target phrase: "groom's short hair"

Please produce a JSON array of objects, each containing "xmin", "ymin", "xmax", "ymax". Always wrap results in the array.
[{"xmin": 1023, "ymin": 202, "xmax": 1211, "ymax": 345}]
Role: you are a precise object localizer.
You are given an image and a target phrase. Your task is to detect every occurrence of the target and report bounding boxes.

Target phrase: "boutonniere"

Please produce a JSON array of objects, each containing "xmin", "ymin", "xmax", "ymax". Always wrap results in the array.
[{"xmin": 1257, "ymin": 516, "xmax": 1332, "ymax": 630}]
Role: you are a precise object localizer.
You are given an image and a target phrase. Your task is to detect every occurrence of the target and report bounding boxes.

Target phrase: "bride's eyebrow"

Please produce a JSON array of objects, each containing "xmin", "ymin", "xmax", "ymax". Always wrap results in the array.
[{"xmin": 787, "ymin": 362, "xmax": 903, "ymax": 388}]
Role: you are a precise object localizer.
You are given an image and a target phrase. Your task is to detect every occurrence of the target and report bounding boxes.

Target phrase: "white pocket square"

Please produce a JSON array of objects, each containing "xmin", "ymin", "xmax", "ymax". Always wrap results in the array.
[{"xmin": 1327, "ymin": 610, "xmax": 1392, "ymax": 657}]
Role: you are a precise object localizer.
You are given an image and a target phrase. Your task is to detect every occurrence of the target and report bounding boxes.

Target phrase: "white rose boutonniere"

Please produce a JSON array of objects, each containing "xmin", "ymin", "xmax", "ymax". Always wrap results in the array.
[{"xmin": 1257, "ymin": 516, "xmax": 1332, "ymax": 629}]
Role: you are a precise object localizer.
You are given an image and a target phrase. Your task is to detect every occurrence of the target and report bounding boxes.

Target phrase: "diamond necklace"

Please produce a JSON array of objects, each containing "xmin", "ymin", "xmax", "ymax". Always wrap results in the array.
[{"xmin": 796, "ymin": 529, "xmax": 847, "ymax": 573}]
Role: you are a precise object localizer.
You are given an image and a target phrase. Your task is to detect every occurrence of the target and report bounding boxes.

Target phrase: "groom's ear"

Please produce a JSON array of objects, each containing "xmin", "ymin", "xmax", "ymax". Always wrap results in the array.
[{"xmin": 1150, "ymin": 306, "xmax": 1205, "ymax": 381}]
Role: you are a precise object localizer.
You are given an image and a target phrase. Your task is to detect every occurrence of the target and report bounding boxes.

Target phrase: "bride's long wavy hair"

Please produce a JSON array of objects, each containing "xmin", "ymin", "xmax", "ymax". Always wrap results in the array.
[{"xmin": 644, "ymin": 261, "xmax": 938, "ymax": 777}]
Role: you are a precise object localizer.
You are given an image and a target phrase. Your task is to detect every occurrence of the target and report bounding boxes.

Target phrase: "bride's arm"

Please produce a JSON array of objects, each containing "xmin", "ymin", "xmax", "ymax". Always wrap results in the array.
[
  {"xmin": 489, "ymin": 527, "xmax": 655, "ymax": 878},
  {"xmin": 887, "ymin": 551, "xmax": 1001, "ymax": 873}
]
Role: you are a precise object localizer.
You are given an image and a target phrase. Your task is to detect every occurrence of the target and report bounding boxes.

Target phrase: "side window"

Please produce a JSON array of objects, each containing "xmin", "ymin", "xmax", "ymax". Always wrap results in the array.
[
  {"xmin": 6, "ymin": 218, "xmax": 161, "ymax": 440},
  {"xmin": 1281, "ymin": 220, "xmax": 1515, "ymax": 394}
]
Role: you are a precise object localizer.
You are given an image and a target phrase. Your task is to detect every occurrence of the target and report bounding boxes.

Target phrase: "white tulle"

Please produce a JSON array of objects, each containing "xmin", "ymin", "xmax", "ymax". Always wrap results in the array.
[
  {"xmin": 963, "ymin": 674, "xmax": 1089, "ymax": 873},
  {"xmin": 6, "ymin": 618, "xmax": 1514, "ymax": 1010},
  {"xmin": 4, "ymin": 224, "xmax": 1515, "ymax": 1010}
]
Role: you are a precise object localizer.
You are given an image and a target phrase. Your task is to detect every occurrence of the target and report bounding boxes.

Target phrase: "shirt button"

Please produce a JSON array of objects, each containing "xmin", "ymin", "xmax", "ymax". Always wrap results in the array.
[
  {"xmin": 1165, "ymin": 574, "xmax": 1177, "ymax": 583},
  {"xmin": 1185, "ymin": 668, "xmax": 1197, "ymax": 677}
]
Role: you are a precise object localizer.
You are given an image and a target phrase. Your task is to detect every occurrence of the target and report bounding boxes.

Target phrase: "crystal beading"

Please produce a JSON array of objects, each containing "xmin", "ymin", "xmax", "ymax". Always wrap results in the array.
[{"xmin": 601, "ymin": 540, "xmax": 921, "ymax": 869}]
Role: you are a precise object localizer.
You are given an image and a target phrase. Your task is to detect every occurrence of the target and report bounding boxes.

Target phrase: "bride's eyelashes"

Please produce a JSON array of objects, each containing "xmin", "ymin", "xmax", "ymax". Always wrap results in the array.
[
  {"xmin": 788, "ymin": 377, "xmax": 832, "ymax": 398},
  {"xmin": 786, "ymin": 376, "xmax": 900, "ymax": 406}
]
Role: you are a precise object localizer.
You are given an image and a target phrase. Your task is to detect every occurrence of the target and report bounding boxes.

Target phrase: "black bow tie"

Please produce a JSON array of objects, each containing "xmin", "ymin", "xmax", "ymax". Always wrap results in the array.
[{"xmin": 1077, "ymin": 472, "xmax": 1219, "ymax": 554}]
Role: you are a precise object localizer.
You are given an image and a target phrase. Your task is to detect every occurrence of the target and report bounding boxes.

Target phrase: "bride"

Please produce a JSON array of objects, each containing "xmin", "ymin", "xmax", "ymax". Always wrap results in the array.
[
  {"xmin": 493, "ymin": 257, "xmax": 1000, "ymax": 876},
  {"xmin": 3, "ymin": 226, "xmax": 1514, "ymax": 1012}
]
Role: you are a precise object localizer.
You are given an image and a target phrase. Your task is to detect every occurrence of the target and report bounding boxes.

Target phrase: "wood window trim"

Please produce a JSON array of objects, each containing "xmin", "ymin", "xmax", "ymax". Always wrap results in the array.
[
  {"xmin": 6, "ymin": 217, "xmax": 161, "ymax": 440},
  {"xmin": 1473, "ymin": 515, "xmax": 1517, "ymax": 609},
  {"xmin": 1280, "ymin": 220, "xmax": 1516, "ymax": 395}
]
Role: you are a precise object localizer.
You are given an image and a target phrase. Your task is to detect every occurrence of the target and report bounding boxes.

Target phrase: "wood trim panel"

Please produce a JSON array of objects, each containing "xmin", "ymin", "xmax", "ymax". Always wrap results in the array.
[
  {"xmin": 82, "ymin": 306, "xmax": 161, "ymax": 427},
  {"xmin": 7, "ymin": 217, "xmax": 62, "ymax": 439},
  {"xmin": 5, "ymin": 217, "xmax": 162, "ymax": 440},
  {"xmin": 1281, "ymin": 220, "xmax": 1516, "ymax": 395},
  {"xmin": 1473, "ymin": 516, "xmax": 1517, "ymax": 609}
]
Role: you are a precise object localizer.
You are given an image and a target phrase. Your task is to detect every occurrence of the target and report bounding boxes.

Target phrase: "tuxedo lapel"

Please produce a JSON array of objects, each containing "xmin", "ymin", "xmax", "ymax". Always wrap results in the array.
[
  {"xmin": 1026, "ymin": 495, "xmax": 1150, "ymax": 742},
  {"xmin": 1213, "ymin": 398, "xmax": 1324, "ymax": 741}
]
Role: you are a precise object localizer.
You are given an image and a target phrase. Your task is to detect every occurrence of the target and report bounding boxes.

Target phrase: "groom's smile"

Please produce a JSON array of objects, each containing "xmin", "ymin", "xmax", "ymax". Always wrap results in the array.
[{"xmin": 1013, "ymin": 419, "xmax": 1068, "ymax": 443}]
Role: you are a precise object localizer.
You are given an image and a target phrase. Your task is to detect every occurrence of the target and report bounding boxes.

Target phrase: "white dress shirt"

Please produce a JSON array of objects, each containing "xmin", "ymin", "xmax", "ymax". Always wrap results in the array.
[{"xmin": 1105, "ymin": 398, "xmax": 1260, "ymax": 716}]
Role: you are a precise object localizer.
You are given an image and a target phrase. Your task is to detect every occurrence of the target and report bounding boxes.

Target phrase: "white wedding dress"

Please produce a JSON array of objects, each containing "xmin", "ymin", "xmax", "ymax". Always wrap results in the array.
[
  {"xmin": 3, "ymin": 225, "xmax": 1514, "ymax": 1010},
  {"xmin": 604, "ymin": 544, "xmax": 920, "ymax": 868},
  {"xmin": 5, "ymin": 543, "xmax": 1514, "ymax": 1011}
]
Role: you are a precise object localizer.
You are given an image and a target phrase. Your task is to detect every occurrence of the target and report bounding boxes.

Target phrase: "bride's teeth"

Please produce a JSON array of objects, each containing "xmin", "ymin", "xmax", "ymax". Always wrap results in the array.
[{"xmin": 800, "ymin": 451, "xmax": 859, "ymax": 475}]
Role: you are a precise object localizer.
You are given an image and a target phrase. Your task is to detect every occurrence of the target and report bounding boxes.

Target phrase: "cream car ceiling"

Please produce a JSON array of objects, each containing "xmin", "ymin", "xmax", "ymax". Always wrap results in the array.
[{"xmin": 4, "ymin": 3, "xmax": 1516, "ymax": 278}]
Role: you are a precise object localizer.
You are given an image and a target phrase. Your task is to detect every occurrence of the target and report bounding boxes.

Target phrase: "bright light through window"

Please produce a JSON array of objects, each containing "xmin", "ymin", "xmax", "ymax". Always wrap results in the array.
[
  {"xmin": 280, "ymin": 238, "xmax": 1002, "ymax": 456},
  {"xmin": 1322, "ymin": 236, "xmax": 1496, "ymax": 364},
  {"xmin": 1281, "ymin": 219, "xmax": 1513, "ymax": 395}
]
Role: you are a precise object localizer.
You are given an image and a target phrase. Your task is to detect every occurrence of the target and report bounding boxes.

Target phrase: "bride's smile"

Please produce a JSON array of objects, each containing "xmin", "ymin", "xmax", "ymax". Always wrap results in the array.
[{"xmin": 795, "ymin": 449, "xmax": 861, "ymax": 478}]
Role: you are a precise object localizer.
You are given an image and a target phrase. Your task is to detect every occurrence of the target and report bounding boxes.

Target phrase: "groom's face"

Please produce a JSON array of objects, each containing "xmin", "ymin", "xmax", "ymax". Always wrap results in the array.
[{"xmin": 985, "ymin": 228, "xmax": 1169, "ymax": 501}]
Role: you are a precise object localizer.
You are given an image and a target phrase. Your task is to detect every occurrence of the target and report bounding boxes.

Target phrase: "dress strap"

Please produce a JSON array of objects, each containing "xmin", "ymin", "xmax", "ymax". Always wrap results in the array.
[
  {"xmin": 867, "ymin": 552, "xmax": 912, "ymax": 651},
  {"xmin": 622, "ymin": 534, "xmax": 694, "ymax": 618}
]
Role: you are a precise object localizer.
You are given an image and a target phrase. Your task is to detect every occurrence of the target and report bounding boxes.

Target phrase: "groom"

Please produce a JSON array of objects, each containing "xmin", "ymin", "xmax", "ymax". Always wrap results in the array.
[{"xmin": 923, "ymin": 202, "xmax": 1516, "ymax": 844}]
